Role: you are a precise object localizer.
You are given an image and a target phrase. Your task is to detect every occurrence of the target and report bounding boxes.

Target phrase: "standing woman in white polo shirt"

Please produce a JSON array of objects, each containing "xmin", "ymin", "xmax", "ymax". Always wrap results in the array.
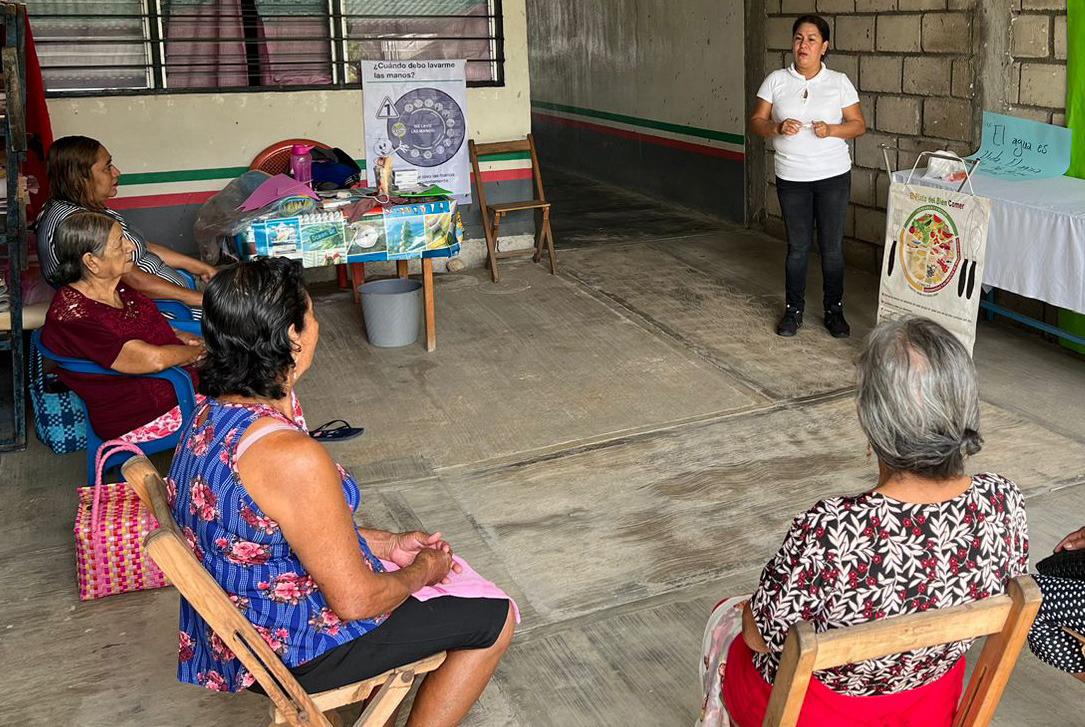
[{"xmin": 750, "ymin": 15, "xmax": 866, "ymax": 338}]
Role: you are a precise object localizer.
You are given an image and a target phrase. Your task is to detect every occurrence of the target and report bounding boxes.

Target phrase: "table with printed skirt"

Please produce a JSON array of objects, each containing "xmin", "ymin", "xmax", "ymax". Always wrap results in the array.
[{"xmin": 241, "ymin": 198, "xmax": 464, "ymax": 351}]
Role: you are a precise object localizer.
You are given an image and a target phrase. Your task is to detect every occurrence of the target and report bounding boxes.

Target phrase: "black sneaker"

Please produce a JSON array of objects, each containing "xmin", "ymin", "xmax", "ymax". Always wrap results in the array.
[
  {"xmin": 776, "ymin": 307, "xmax": 803, "ymax": 337},
  {"xmin": 824, "ymin": 306, "xmax": 851, "ymax": 338}
]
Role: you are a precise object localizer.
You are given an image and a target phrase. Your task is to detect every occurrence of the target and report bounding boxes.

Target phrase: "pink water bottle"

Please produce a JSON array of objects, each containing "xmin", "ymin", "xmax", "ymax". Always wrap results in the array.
[{"xmin": 290, "ymin": 143, "xmax": 314, "ymax": 185}]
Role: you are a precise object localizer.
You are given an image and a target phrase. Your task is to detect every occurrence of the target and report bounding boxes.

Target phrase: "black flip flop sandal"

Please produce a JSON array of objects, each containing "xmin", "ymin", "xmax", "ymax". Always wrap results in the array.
[{"xmin": 310, "ymin": 419, "xmax": 365, "ymax": 443}]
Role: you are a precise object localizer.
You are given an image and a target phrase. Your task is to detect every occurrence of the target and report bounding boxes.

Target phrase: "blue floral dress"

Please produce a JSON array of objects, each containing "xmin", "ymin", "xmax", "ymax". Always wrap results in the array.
[{"xmin": 169, "ymin": 398, "xmax": 387, "ymax": 693}]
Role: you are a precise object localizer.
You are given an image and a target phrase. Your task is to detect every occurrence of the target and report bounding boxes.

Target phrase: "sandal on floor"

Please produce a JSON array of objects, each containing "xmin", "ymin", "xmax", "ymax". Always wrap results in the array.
[{"xmin": 310, "ymin": 419, "xmax": 365, "ymax": 442}]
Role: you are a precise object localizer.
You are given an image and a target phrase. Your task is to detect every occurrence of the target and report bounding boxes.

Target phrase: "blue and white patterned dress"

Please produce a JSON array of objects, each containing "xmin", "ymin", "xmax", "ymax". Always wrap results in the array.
[{"xmin": 169, "ymin": 398, "xmax": 387, "ymax": 692}]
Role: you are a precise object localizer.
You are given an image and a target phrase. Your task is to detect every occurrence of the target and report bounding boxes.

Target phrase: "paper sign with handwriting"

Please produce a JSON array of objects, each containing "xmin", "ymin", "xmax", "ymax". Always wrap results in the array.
[{"xmin": 967, "ymin": 111, "xmax": 1073, "ymax": 181}]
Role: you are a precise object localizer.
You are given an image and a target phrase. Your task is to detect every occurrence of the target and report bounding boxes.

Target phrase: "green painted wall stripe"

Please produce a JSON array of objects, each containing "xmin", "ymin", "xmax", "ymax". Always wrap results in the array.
[
  {"xmin": 119, "ymin": 152, "xmax": 529, "ymax": 186},
  {"xmin": 122, "ymin": 158, "xmax": 369, "ymax": 186},
  {"xmin": 478, "ymin": 151, "xmax": 532, "ymax": 161},
  {"xmin": 531, "ymin": 100, "xmax": 745, "ymax": 146},
  {"xmin": 121, "ymin": 166, "xmax": 250, "ymax": 185}
]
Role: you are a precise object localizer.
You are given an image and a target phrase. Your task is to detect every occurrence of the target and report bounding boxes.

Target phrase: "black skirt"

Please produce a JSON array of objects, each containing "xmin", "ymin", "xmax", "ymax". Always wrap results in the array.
[{"xmin": 253, "ymin": 595, "xmax": 510, "ymax": 694}]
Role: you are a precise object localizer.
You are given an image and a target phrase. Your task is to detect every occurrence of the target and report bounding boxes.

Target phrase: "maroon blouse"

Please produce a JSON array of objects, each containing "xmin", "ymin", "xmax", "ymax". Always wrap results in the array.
[{"xmin": 42, "ymin": 284, "xmax": 193, "ymax": 440}]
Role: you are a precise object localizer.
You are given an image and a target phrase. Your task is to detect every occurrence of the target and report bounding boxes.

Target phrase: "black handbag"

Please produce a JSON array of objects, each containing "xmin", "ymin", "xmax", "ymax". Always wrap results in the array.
[{"xmin": 1036, "ymin": 549, "xmax": 1085, "ymax": 581}]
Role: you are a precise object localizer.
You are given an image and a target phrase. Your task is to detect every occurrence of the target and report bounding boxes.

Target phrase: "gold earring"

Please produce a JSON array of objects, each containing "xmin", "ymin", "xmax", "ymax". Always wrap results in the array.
[{"xmin": 865, "ymin": 443, "xmax": 873, "ymax": 460}]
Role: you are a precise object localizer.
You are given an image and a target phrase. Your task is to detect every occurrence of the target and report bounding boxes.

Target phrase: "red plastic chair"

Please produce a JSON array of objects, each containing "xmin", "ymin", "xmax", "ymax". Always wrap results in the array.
[
  {"xmin": 248, "ymin": 139, "xmax": 360, "ymax": 293},
  {"xmin": 248, "ymin": 138, "xmax": 331, "ymax": 175}
]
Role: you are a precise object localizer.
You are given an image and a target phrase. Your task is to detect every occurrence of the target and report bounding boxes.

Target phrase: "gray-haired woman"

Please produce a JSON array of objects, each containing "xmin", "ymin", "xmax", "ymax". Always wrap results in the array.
[
  {"xmin": 697, "ymin": 317, "xmax": 1029, "ymax": 726},
  {"xmin": 40, "ymin": 211, "xmax": 204, "ymax": 440}
]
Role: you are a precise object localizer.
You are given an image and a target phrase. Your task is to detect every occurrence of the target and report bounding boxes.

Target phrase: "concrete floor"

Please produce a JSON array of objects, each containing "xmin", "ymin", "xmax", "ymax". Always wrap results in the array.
[{"xmin": 3, "ymin": 168, "xmax": 1085, "ymax": 726}]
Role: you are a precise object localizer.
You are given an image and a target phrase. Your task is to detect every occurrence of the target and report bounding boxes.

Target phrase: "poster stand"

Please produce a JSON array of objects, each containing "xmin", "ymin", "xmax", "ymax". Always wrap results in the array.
[
  {"xmin": 879, "ymin": 145, "xmax": 982, "ymax": 195},
  {"xmin": 879, "ymin": 145, "xmax": 1085, "ymax": 352},
  {"xmin": 875, "ymin": 146, "xmax": 993, "ymax": 353}
]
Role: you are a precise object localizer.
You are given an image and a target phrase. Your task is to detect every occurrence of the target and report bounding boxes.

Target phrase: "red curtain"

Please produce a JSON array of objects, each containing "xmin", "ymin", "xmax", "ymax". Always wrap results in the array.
[
  {"xmin": 23, "ymin": 14, "xmax": 54, "ymax": 218},
  {"xmin": 165, "ymin": 0, "xmax": 249, "ymax": 89}
]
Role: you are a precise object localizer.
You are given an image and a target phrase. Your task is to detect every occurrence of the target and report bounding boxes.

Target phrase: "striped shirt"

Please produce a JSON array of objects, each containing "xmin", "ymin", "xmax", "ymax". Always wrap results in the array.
[{"xmin": 36, "ymin": 200, "xmax": 189, "ymax": 288}]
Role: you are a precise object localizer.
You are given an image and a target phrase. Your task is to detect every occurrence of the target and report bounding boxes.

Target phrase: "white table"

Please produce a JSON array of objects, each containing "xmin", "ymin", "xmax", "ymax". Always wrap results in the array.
[{"xmin": 892, "ymin": 170, "xmax": 1085, "ymax": 315}]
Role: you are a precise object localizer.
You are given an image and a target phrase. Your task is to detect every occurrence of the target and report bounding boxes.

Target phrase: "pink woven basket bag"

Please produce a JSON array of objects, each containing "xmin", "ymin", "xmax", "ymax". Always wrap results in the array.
[{"xmin": 75, "ymin": 441, "xmax": 168, "ymax": 601}]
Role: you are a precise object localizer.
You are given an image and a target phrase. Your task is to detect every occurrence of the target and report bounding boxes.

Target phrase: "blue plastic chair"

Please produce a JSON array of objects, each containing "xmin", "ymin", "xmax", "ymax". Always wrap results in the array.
[
  {"xmin": 154, "ymin": 269, "xmax": 203, "ymax": 336},
  {"xmin": 176, "ymin": 270, "xmax": 197, "ymax": 288},
  {"xmin": 31, "ymin": 329, "xmax": 198, "ymax": 485},
  {"xmin": 154, "ymin": 300, "xmax": 202, "ymax": 336}
]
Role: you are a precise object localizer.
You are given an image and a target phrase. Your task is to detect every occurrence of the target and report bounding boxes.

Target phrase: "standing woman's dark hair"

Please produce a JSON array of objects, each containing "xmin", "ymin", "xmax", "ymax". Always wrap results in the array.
[
  {"xmin": 198, "ymin": 257, "xmax": 309, "ymax": 400},
  {"xmin": 51, "ymin": 211, "xmax": 119, "ymax": 285},
  {"xmin": 47, "ymin": 135, "xmax": 105, "ymax": 209},
  {"xmin": 792, "ymin": 14, "xmax": 831, "ymax": 47}
]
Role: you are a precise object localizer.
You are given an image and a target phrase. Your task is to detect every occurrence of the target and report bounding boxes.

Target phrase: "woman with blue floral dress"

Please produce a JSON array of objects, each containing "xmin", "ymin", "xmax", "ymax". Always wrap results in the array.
[{"xmin": 169, "ymin": 258, "xmax": 515, "ymax": 725}]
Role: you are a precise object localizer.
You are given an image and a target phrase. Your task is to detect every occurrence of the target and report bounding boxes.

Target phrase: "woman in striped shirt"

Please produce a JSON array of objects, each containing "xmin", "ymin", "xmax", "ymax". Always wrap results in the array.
[{"xmin": 37, "ymin": 135, "xmax": 216, "ymax": 311}]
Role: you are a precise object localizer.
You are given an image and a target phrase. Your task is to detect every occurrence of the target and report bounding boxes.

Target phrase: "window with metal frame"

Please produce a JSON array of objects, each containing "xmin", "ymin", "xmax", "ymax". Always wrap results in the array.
[{"xmin": 28, "ymin": 0, "xmax": 504, "ymax": 95}]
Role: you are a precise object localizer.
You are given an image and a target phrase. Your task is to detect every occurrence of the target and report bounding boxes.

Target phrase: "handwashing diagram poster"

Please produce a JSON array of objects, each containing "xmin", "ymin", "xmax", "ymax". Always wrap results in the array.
[{"xmin": 361, "ymin": 60, "xmax": 470, "ymax": 202}]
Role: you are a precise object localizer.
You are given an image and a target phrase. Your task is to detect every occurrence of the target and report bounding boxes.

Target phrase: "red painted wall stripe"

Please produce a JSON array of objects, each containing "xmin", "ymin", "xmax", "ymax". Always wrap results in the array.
[
  {"xmin": 531, "ymin": 110, "xmax": 745, "ymax": 162},
  {"xmin": 469, "ymin": 168, "xmax": 533, "ymax": 182},
  {"xmin": 111, "ymin": 191, "xmax": 218, "ymax": 210}
]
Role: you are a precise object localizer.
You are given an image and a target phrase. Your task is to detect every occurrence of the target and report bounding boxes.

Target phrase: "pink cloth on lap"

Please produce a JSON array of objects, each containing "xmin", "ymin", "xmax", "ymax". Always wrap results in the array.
[
  {"xmin": 120, "ymin": 394, "xmax": 207, "ymax": 444},
  {"xmin": 379, "ymin": 555, "xmax": 521, "ymax": 624}
]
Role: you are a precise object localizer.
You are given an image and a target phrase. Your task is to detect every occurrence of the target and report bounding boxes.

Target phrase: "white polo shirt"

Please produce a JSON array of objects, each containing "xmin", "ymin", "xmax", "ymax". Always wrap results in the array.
[{"xmin": 757, "ymin": 63, "xmax": 860, "ymax": 182}]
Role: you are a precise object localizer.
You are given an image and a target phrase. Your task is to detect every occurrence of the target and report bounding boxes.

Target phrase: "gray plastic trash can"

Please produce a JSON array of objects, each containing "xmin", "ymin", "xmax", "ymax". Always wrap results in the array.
[{"xmin": 359, "ymin": 278, "xmax": 422, "ymax": 347}]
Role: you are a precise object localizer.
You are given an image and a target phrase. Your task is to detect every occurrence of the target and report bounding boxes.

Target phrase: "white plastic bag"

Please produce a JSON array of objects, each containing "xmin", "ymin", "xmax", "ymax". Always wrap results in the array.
[{"xmin": 923, "ymin": 151, "xmax": 968, "ymax": 183}]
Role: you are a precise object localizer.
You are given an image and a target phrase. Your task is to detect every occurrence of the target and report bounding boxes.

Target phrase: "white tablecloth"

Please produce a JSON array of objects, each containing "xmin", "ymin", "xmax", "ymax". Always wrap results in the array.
[{"xmin": 891, "ymin": 170, "xmax": 1085, "ymax": 314}]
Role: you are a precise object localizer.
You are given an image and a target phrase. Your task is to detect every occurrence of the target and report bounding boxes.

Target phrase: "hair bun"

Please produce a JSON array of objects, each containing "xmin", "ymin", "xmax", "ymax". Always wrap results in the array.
[{"xmin": 960, "ymin": 428, "xmax": 983, "ymax": 457}]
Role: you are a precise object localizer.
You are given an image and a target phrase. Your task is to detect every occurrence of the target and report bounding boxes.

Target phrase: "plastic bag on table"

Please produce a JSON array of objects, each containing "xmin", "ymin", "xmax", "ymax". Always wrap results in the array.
[
  {"xmin": 923, "ymin": 151, "xmax": 969, "ymax": 184},
  {"xmin": 193, "ymin": 170, "xmax": 272, "ymax": 264}
]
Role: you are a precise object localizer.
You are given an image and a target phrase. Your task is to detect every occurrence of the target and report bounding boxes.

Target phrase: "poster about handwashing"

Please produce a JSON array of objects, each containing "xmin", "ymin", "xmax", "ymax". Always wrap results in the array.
[
  {"xmin": 360, "ymin": 60, "xmax": 471, "ymax": 202},
  {"xmin": 967, "ymin": 111, "xmax": 1073, "ymax": 181}
]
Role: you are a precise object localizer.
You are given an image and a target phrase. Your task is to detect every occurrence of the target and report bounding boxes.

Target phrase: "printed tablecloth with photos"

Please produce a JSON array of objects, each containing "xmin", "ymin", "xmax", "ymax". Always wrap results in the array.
[{"xmin": 243, "ymin": 198, "xmax": 463, "ymax": 268}]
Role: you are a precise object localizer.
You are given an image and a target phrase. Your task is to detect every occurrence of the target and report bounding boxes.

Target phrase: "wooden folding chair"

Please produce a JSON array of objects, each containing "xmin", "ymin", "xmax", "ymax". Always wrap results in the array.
[
  {"xmin": 468, "ymin": 133, "xmax": 556, "ymax": 283},
  {"xmin": 1058, "ymin": 626, "xmax": 1085, "ymax": 683},
  {"xmin": 763, "ymin": 574, "xmax": 1042, "ymax": 727},
  {"xmin": 121, "ymin": 456, "xmax": 446, "ymax": 727}
]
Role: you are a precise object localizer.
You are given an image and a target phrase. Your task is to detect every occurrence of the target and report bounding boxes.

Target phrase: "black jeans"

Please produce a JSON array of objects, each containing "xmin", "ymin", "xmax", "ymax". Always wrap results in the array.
[{"xmin": 776, "ymin": 171, "xmax": 851, "ymax": 312}]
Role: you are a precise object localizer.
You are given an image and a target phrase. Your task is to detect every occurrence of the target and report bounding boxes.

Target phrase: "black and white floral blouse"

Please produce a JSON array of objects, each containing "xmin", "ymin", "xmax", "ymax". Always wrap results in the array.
[{"xmin": 750, "ymin": 472, "xmax": 1029, "ymax": 696}]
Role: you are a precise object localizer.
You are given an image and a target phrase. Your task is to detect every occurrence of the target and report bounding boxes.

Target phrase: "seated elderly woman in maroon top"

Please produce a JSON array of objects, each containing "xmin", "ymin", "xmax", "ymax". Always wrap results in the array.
[{"xmin": 41, "ymin": 211, "xmax": 205, "ymax": 440}]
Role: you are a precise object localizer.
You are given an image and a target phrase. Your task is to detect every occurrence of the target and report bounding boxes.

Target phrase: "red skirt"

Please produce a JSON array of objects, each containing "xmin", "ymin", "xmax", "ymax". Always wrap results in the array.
[{"xmin": 721, "ymin": 636, "xmax": 965, "ymax": 727}]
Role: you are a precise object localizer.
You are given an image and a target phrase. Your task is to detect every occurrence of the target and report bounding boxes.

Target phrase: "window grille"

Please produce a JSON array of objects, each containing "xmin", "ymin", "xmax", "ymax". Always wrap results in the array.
[{"xmin": 27, "ymin": 0, "xmax": 503, "ymax": 95}]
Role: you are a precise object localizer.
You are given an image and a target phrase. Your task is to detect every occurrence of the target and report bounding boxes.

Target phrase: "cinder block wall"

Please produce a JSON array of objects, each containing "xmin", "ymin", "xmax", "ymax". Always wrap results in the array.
[
  {"xmin": 1010, "ymin": 1, "xmax": 1069, "ymax": 125},
  {"xmin": 750, "ymin": 1, "xmax": 1070, "ymax": 269}
]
